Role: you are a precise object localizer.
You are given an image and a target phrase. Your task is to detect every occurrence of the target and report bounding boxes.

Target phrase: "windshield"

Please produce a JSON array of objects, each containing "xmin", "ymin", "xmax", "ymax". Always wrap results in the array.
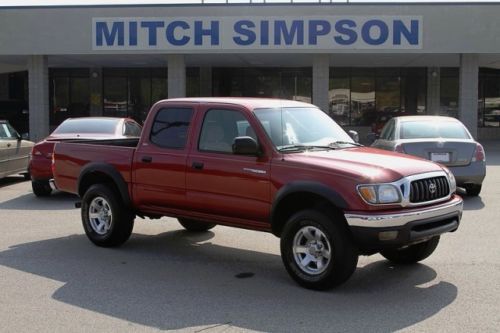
[
  {"xmin": 400, "ymin": 121, "xmax": 471, "ymax": 140},
  {"xmin": 253, "ymin": 107, "xmax": 353, "ymax": 151},
  {"xmin": 53, "ymin": 118, "xmax": 120, "ymax": 135}
]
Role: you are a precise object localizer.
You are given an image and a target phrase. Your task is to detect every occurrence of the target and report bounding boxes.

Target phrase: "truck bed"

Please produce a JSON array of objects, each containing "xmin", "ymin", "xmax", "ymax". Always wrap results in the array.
[{"xmin": 52, "ymin": 138, "xmax": 139, "ymax": 194}]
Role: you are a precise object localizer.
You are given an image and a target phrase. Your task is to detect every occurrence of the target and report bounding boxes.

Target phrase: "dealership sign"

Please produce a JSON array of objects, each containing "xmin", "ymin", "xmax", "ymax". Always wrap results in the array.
[{"xmin": 92, "ymin": 16, "xmax": 422, "ymax": 51}]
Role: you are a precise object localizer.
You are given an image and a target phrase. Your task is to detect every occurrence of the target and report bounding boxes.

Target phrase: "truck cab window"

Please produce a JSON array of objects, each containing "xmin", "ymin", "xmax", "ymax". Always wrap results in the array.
[
  {"xmin": 150, "ymin": 108, "xmax": 193, "ymax": 149},
  {"xmin": 199, "ymin": 109, "xmax": 254, "ymax": 153}
]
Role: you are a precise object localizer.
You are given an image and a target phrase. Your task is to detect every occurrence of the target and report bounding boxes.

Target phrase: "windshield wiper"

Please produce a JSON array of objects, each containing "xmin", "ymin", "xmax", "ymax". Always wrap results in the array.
[
  {"xmin": 329, "ymin": 141, "xmax": 364, "ymax": 147},
  {"xmin": 278, "ymin": 144, "xmax": 336, "ymax": 152}
]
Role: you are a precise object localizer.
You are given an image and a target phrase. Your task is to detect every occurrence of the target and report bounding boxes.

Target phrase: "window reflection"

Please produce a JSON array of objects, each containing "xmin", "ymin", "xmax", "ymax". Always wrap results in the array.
[
  {"xmin": 480, "ymin": 71, "xmax": 500, "ymax": 128},
  {"xmin": 49, "ymin": 69, "xmax": 90, "ymax": 127},
  {"xmin": 212, "ymin": 68, "xmax": 311, "ymax": 102},
  {"xmin": 440, "ymin": 68, "xmax": 459, "ymax": 119},
  {"xmin": 328, "ymin": 67, "xmax": 427, "ymax": 129}
]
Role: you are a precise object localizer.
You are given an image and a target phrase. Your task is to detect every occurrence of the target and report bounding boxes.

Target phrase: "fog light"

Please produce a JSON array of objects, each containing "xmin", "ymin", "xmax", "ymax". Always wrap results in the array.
[{"xmin": 378, "ymin": 231, "xmax": 399, "ymax": 241}]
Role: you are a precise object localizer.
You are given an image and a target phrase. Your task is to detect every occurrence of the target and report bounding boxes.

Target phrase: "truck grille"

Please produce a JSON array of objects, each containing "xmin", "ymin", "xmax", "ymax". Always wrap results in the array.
[{"xmin": 409, "ymin": 176, "xmax": 450, "ymax": 203}]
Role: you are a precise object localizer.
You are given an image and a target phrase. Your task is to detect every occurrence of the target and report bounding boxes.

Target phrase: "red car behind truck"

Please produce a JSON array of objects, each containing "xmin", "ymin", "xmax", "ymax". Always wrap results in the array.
[{"xmin": 52, "ymin": 98, "xmax": 463, "ymax": 290}]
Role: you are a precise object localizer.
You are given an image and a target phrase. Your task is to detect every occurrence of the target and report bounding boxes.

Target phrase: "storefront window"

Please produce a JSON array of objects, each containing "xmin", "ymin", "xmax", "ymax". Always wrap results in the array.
[
  {"xmin": 480, "ymin": 69, "xmax": 500, "ymax": 128},
  {"xmin": 212, "ymin": 68, "xmax": 311, "ymax": 102},
  {"xmin": 350, "ymin": 76, "xmax": 375, "ymax": 126},
  {"xmin": 50, "ymin": 69, "xmax": 90, "ymax": 127},
  {"xmin": 329, "ymin": 67, "xmax": 427, "ymax": 128},
  {"xmin": 103, "ymin": 77, "xmax": 128, "ymax": 118},
  {"xmin": 329, "ymin": 76, "xmax": 350, "ymax": 126},
  {"xmin": 440, "ymin": 68, "xmax": 459, "ymax": 118},
  {"xmin": 103, "ymin": 68, "xmax": 168, "ymax": 123}
]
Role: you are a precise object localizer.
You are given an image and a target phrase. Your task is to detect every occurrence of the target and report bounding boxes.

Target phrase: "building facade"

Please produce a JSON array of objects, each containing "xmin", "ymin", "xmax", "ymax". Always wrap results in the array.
[{"xmin": 0, "ymin": 2, "xmax": 499, "ymax": 142}]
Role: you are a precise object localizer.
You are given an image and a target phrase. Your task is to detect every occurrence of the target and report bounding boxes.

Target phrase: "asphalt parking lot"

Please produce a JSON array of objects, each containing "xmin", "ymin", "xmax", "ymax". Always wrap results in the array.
[{"xmin": 1, "ymin": 143, "xmax": 499, "ymax": 332}]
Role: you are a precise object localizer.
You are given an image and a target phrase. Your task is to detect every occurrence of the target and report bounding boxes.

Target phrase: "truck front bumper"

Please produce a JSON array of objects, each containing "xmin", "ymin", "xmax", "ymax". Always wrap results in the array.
[{"xmin": 344, "ymin": 196, "xmax": 463, "ymax": 251}]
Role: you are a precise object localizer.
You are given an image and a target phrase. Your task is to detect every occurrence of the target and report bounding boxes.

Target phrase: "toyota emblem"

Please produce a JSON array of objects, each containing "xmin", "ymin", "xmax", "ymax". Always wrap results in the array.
[{"xmin": 429, "ymin": 183, "xmax": 437, "ymax": 194}]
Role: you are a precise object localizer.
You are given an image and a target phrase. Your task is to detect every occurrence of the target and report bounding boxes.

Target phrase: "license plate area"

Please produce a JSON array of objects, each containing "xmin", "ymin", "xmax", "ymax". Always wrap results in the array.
[{"xmin": 430, "ymin": 152, "xmax": 450, "ymax": 163}]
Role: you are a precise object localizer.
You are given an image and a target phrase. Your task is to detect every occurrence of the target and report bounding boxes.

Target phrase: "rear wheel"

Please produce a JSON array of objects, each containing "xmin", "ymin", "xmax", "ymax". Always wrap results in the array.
[
  {"xmin": 380, "ymin": 236, "xmax": 440, "ymax": 264},
  {"xmin": 178, "ymin": 218, "xmax": 216, "ymax": 232},
  {"xmin": 280, "ymin": 209, "xmax": 358, "ymax": 290},
  {"xmin": 81, "ymin": 184, "xmax": 134, "ymax": 247},
  {"xmin": 32, "ymin": 180, "xmax": 52, "ymax": 197},
  {"xmin": 465, "ymin": 184, "xmax": 482, "ymax": 197}
]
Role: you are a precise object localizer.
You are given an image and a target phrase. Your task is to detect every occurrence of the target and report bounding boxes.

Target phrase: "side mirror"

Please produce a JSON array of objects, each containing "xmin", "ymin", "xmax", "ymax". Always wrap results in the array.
[
  {"xmin": 233, "ymin": 136, "xmax": 260, "ymax": 156},
  {"xmin": 21, "ymin": 133, "xmax": 30, "ymax": 141},
  {"xmin": 348, "ymin": 130, "xmax": 359, "ymax": 143}
]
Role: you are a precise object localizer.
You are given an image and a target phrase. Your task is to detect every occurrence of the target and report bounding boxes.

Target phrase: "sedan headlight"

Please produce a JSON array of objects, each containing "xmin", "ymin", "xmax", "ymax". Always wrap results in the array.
[
  {"xmin": 443, "ymin": 168, "xmax": 457, "ymax": 193},
  {"xmin": 357, "ymin": 184, "xmax": 401, "ymax": 204}
]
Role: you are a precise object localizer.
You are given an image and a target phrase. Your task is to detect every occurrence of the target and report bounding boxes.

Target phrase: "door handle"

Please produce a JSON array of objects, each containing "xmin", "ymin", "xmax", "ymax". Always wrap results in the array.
[
  {"xmin": 7, "ymin": 143, "xmax": 11, "ymax": 147},
  {"xmin": 192, "ymin": 161, "xmax": 204, "ymax": 170},
  {"xmin": 141, "ymin": 156, "xmax": 153, "ymax": 163}
]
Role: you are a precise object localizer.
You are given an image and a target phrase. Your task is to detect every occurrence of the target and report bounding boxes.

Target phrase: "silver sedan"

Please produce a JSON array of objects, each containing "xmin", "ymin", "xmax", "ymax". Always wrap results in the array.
[
  {"xmin": 371, "ymin": 116, "xmax": 486, "ymax": 196},
  {"xmin": 0, "ymin": 120, "xmax": 34, "ymax": 179}
]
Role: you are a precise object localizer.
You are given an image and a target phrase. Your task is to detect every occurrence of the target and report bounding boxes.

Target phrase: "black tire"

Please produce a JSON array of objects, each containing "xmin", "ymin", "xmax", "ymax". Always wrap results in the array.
[
  {"xmin": 32, "ymin": 180, "xmax": 52, "ymax": 197},
  {"xmin": 465, "ymin": 184, "xmax": 482, "ymax": 197},
  {"xmin": 280, "ymin": 209, "xmax": 358, "ymax": 290},
  {"xmin": 23, "ymin": 172, "xmax": 31, "ymax": 181},
  {"xmin": 81, "ymin": 184, "xmax": 134, "ymax": 247},
  {"xmin": 380, "ymin": 236, "xmax": 440, "ymax": 264},
  {"xmin": 178, "ymin": 218, "xmax": 216, "ymax": 232}
]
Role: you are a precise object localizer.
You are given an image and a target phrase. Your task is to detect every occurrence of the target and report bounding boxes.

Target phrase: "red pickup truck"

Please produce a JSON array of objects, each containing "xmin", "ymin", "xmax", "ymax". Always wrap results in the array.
[{"xmin": 52, "ymin": 98, "xmax": 463, "ymax": 290}]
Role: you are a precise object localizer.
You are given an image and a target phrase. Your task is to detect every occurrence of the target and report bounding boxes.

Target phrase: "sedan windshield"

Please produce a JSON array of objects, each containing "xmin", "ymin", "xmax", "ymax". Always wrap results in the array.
[
  {"xmin": 253, "ymin": 107, "xmax": 354, "ymax": 151},
  {"xmin": 53, "ymin": 118, "xmax": 119, "ymax": 135},
  {"xmin": 400, "ymin": 121, "xmax": 471, "ymax": 140}
]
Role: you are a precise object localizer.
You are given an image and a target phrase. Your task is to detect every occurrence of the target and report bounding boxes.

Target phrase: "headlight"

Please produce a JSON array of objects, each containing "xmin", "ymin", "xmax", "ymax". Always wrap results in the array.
[
  {"xmin": 443, "ymin": 168, "xmax": 457, "ymax": 193},
  {"xmin": 358, "ymin": 184, "xmax": 401, "ymax": 204}
]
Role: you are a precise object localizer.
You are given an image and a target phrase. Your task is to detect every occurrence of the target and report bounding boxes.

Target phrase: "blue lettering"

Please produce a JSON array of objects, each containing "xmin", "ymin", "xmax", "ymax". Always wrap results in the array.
[
  {"xmin": 96, "ymin": 21, "xmax": 124, "ymax": 46},
  {"xmin": 195, "ymin": 21, "xmax": 219, "ymax": 46},
  {"xmin": 166, "ymin": 21, "xmax": 190, "ymax": 46},
  {"xmin": 393, "ymin": 19, "xmax": 419, "ymax": 45},
  {"xmin": 308, "ymin": 20, "xmax": 331, "ymax": 45},
  {"xmin": 140, "ymin": 21, "xmax": 165, "ymax": 46},
  {"xmin": 129, "ymin": 21, "xmax": 137, "ymax": 46},
  {"xmin": 334, "ymin": 19, "xmax": 357, "ymax": 45},
  {"xmin": 274, "ymin": 20, "xmax": 304, "ymax": 45},
  {"xmin": 362, "ymin": 20, "xmax": 389, "ymax": 45},
  {"xmin": 260, "ymin": 21, "xmax": 269, "ymax": 45},
  {"xmin": 233, "ymin": 20, "xmax": 256, "ymax": 46}
]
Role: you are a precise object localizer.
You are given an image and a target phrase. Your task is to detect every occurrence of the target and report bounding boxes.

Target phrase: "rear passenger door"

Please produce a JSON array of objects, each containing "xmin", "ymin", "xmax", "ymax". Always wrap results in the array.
[
  {"xmin": 132, "ymin": 106, "xmax": 195, "ymax": 212},
  {"xmin": 186, "ymin": 107, "xmax": 271, "ymax": 226}
]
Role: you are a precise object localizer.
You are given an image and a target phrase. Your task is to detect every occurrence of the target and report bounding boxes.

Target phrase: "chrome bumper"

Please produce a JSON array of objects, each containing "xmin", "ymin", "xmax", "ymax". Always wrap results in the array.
[{"xmin": 344, "ymin": 196, "xmax": 463, "ymax": 228}]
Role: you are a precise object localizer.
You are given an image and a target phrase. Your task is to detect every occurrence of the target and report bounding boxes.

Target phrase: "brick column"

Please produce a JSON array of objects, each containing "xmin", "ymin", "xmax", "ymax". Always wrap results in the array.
[
  {"xmin": 312, "ymin": 54, "xmax": 329, "ymax": 113},
  {"xmin": 167, "ymin": 54, "xmax": 186, "ymax": 98},
  {"xmin": 28, "ymin": 55, "xmax": 49, "ymax": 142},
  {"xmin": 459, "ymin": 54, "xmax": 479, "ymax": 139}
]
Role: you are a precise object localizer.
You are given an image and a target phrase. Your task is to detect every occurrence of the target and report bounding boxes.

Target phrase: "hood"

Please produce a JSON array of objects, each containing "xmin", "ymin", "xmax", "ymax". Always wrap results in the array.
[{"xmin": 283, "ymin": 147, "xmax": 444, "ymax": 183}]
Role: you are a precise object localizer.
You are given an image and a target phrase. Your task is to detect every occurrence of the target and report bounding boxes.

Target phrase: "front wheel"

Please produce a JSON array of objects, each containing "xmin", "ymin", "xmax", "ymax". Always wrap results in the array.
[
  {"xmin": 81, "ymin": 184, "xmax": 134, "ymax": 247},
  {"xmin": 280, "ymin": 209, "xmax": 358, "ymax": 290},
  {"xmin": 380, "ymin": 236, "xmax": 440, "ymax": 264},
  {"xmin": 178, "ymin": 218, "xmax": 216, "ymax": 232},
  {"xmin": 465, "ymin": 184, "xmax": 482, "ymax": 197}
]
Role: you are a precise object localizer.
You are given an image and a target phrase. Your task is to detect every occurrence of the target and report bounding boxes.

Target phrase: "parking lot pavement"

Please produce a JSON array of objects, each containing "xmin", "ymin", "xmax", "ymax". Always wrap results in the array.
[{"xmin": 1, "ymin": 153, "xmax": 500, "ymax": 332}]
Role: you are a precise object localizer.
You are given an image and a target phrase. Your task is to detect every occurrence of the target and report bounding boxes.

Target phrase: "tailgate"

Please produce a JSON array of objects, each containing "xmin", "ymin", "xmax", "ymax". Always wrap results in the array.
[{"xmin": 53, "ymin": 141, "xmax": 136, "ymax": 194}]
